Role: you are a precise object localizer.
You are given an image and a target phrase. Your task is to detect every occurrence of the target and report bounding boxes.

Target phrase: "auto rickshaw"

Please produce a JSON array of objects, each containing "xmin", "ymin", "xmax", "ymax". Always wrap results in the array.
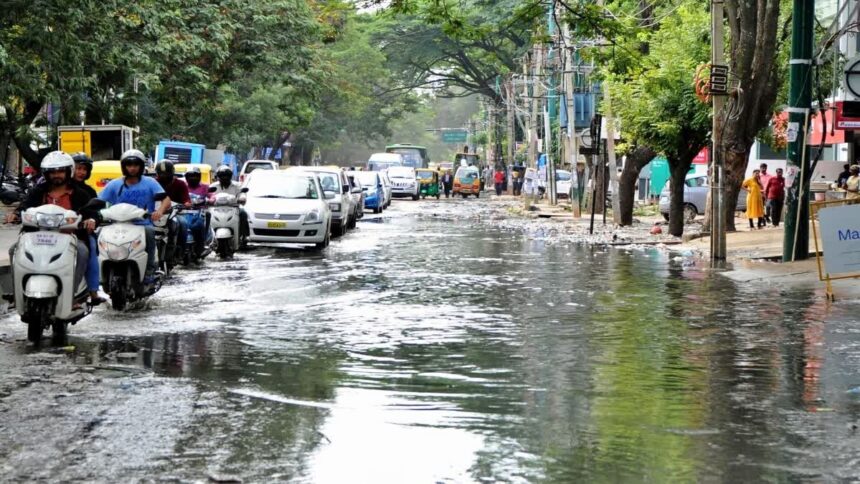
[
  {"xmin": 416, "ymin": 169, "xmax": 440, "ymax": 199},
  {"xmin": 453, "ymin": 166, "xmax": 481, "ymax": 198},
  {"xmin": 87, "ymin": 160, "xmax": 124, "ymax": 194}
]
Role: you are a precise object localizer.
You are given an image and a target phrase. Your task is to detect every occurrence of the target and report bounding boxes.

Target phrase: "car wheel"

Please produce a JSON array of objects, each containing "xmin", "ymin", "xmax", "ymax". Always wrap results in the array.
[
  {"xmin": 683, "ymin": 204, "xmax": 698, "ymax": 222},
  {"xmin": 315, "ymin": 228, "xmax": 330, "ymax": 250}
]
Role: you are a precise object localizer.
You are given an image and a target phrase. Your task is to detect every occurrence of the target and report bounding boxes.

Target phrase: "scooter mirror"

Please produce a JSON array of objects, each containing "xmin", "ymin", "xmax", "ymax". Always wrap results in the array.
[
  {"xmin": 208, "ymin": 186, "xmax": 218, "ymax": 193},
  {"xmin": 240, "ymin": 187, "xmax": 249, "ymax": 193}
]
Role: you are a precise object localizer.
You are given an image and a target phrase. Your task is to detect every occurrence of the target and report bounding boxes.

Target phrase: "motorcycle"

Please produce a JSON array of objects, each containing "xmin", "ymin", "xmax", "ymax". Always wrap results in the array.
[
  {"xmin": 12, "ymin": 201, "xmax": 104, "ymax": 343},
  {"xmin": 208, "ymin": 188, "xmax": 246, "ymax": 259},
  {"xmin": 153, "ymin": 203, "xmax": 181, "ymax": 277},
  {"xmin": 177, "ymin": 194, "xmax": 213, "ymax": 265},
  {"xmin": 98, "ymin": 199, "xmax": 165, "ymax": 310}
]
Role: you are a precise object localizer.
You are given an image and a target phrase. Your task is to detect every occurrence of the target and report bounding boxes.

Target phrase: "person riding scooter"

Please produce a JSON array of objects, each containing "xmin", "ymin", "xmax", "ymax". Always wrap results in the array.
[
  {"xmin": 71, "ymin": 152, "xmax": 104, "ymax": 304},
  {"xmin": 7, "ymin": 151, "xmax": 99, "ymax": 298},
  {"xmin": 184, "ymin": 166, "xmax": 210, "ymax": 198},
  {"xmin": 98, "ymin": 149, "xmax": 170, "ymax": 284},
  {"xmin": 210, "ymin": 165, "xmax": 248, "ymax": 246},
  {"xmin": 155, "ymin": 160, "xmax": 189, "ymax": 259}
]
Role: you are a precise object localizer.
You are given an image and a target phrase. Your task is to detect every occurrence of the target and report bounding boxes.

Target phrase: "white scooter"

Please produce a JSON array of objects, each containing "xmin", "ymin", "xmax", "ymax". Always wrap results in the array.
[
  {"xmin": 208, "ymin": 187, "xmax": 246, "ymax": 259},
  {"xmin": 98, "ymin": 201, "xmax": 164, "ymax": 310},
  {"xmin": 12, "ymin": 202, "xmax": 103, "ymax": 343}
]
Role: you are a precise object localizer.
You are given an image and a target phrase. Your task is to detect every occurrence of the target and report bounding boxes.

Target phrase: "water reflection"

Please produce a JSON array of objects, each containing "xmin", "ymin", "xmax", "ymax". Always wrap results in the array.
[{"xmin": 32, "ymin": 202, "xmax": 860, "ymax": 481}]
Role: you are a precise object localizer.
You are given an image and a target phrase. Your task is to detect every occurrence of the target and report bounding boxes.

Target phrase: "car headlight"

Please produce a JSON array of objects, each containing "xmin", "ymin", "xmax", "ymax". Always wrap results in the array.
[
  {"xmin": 304, "ymin": 210, "xmax": 321, "ymax": 225},
  {"xmin": 329, "ymin": 203, "xmax": 341, "ymax": 212}
]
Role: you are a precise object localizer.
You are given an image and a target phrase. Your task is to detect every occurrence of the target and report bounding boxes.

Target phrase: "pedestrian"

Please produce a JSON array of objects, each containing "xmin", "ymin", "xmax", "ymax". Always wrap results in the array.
[
  {"xmin": 441, "ymin": 170, "xmax": 453, "ymax": 198},
  {"xmin": 836, "ymin": 163, "xmax": 851, "ymax": 189},
  {"xmin": 494, "ymin": 168, "xmax": 505, "ymax": 196},
  {"xmin": 758, "ymin": 163, "xmax": 774, "ymax": 223},
  {"xmin": 764, "ymin": 167, "xmax": 786, "ymax": 227},
  {"xmin": 742, "ymin": 169, "xmax": 766, "ymax": 229},
  {"xmin": 846, "ymin": 165, "xmax": 860, "ymax": 199}
]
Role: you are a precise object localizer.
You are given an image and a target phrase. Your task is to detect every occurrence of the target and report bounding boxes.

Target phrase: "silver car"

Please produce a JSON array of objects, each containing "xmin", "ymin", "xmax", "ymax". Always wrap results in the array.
[{"xmin": 659, "ymin": 174, "xmax": 747, "ymax": 221}]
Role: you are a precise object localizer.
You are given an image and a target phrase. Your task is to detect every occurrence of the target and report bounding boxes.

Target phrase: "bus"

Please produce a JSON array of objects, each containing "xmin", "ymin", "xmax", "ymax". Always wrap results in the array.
[{"xmin": 385, "ymin": 144, "xmax": 429, "ymax": 169}]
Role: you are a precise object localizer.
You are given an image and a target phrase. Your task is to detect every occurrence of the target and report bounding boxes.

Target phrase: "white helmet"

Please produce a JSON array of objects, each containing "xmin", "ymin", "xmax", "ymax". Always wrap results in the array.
[{"xmin": 41, "ymin": 151, "xmax": 74, "ymax": 172}]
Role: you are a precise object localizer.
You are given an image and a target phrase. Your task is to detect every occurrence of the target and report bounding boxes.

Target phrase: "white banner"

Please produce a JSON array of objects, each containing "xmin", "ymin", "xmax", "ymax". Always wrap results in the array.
[{"xmin": 818, "ymin": 203, "xmax": 860, "ymax": 276}]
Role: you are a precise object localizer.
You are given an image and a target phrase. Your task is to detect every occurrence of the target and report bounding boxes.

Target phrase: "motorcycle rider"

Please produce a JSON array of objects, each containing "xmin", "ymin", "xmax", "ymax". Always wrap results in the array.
[
  {"xmin": 210, "ymin": 165, "xmax": 248, "ymax": 245},
  {"xmin": 71, "ymin": 152, "xmax": 105, "ymax": 304},
  {"xmin": 7, "ymin": 151, "xmax": 98, "ymax": 296},
  {"xmin": 155, "ymin": 160, "xmax": 190, "ymax": 259},
  {"xmin": 98, "ymin": 149, "xmax": 170, "ymax": 284},
  {"xmin": 184, "ymin": 166, "xmax": 210, "ymax": 198}
]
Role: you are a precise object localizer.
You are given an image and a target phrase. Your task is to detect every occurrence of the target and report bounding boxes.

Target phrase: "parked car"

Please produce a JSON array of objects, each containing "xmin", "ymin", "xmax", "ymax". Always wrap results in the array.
[
  {"xmin": 239, "ymin": 160, "xmax": 278, "ymax": 183},
  {"xmin": 355, "ymin": 171, "xmax": 384, "ymax": 213},
  {"xmin": 387, "ymin": 166, "xmax": 419, "ymax": 200},
  {"xmin": 244, "ymin": 171, "xmax": 332, "ymax": 249},
  {"xmin": 288, "ymin": 167, "xmax": 354, "ymax": 236},
  {"xmin": 659, "ymin": 174, "xmax": 747, "ymax": 221},
  {"xmin": 556, "ymin": 169, "xmax": 572, "ymax": 199},
  {"xmin": 367, "ymin": 153, "xmax": 404, "ymax": 172},
  {"xmin": 345, "ymin": 172, "xmax": 365, "ymax": 223}
]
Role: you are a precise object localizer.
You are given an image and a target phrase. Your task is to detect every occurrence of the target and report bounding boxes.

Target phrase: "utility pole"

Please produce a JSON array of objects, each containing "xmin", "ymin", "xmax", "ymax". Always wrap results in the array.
[
  {"xmin": 709, "ymin": 0, "xmax": 727, "ymax": 265},
  {"xmin": 506, "ymin": 81, "xmax": 515, "ymax": 169},
  {"xmin": 604, "ymin": 83, "xmax": 621, "ymax": 223},
  {"xmin": 783, "ymin": 0, "xmax": 815, "ymax": 262}
]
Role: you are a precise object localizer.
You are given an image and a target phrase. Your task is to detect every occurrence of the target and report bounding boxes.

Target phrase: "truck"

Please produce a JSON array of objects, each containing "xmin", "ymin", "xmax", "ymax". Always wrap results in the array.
[{"xmin": 58, "ymin": 125, "xmax": 136, "ymax": 160}]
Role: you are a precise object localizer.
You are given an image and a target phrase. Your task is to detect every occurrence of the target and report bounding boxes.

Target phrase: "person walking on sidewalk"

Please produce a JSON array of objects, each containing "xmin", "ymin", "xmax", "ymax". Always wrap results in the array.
[
  {"xmin": 764, "ymin": 168, "xmax": 786, "ymax": 227},
  {"xmin": 494, "ymin": 168, "xmax": 505, "ymax": 196},
  {"xmin": 846, "ymin": 165, "xmax": 860, "ymax": 199},
  {"xmin": 742, "ymin": 169, "xmax": 766, "ymax": 229}
]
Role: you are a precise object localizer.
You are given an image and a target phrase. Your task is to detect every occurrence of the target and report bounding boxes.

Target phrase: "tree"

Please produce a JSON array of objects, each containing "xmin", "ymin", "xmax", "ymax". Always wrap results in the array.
[
  {"xmin": 606, "ymin": 2, "xmax": 711, "ymax": 236},
  {"xmin": 709, "ymin": 0, "xmax": 787, "ymax": 231}
]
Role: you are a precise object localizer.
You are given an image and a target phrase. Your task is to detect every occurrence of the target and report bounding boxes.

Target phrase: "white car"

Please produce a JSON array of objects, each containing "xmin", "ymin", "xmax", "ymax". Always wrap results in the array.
[
  {"xmin": 239, "ymin": 160, "xmax": 279, "ymax": 183},
  {"xmin": 244, "ymin": 172, "xmax": 333, "ymax": 249},
  {"xmin": 556, "ymin": 169, "xmax": 572, "ymax": 199},
  {"xmin": 344, "ymin": 172, "xmax": 364, "ymax": 223},
  {"xmin": 387, "ymin": 166, "xmax": 419, "ymax": 200},
  {"xmin": 289, "ymin": 167, "xmax": 353, "ymax": 236},
  {"xmin": 380, "ymin": 171, "xmax": 393, "ymax": 208}
]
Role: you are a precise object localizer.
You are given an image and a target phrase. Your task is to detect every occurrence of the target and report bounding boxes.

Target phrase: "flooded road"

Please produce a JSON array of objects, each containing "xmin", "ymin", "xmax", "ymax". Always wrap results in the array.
[{"xmin": 1, "ymin": 198, "xmax": 860, "ymax": 482}]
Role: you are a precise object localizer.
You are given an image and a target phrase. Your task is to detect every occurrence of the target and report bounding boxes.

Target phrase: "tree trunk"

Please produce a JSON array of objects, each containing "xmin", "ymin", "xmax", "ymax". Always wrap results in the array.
[
  {"xmin": 667, "ymin": 158, "xmax": 692, "ymax": 237},
  {"xmin": 618, "ymin": 146, "xmax": 657, "ymax": 226},
  {"xmin": 593, "ymin": 158, "xmax": 605, "ymax": 215},
  {"xmin": 722, "ymin": 148, "xmax": 749, "ymax": 232}
]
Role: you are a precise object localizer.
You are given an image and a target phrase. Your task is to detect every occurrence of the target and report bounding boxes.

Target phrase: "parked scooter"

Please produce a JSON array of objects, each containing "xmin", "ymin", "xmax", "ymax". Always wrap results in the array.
[
  {"xmin": 98, "ymin": 201, "xmax": 164, "ymax": 310},
  {"xmin": 11, "ymin": 201, "xmax": 104, "ymax": 343},
  {"xmin": 177, "ymin": 193, "xmax": 213, "ymax": 265},
  {"xmin": 208, "ymin": 187, "xmax": 247, "ymax": 259}
]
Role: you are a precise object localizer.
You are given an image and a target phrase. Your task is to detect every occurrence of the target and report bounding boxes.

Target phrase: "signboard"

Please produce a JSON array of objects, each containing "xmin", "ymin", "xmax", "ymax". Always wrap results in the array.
[
  {"xmin": 710, "ymin": 65, "xmax": 729, "ymax": 95},
  {"xmin": 817, "ymin": 203, "xmax": 860, "ymax": 276},
  {"xmin": 441, "ymin": 129, "xmax": 468, "ymax": 144},
  {"xmin": 834, "ymin": 101, "xmax": 860, "ymax": 129},
  {"xmin": 693, "ymin": 147, "xmax": 709, "ymax": 165}
]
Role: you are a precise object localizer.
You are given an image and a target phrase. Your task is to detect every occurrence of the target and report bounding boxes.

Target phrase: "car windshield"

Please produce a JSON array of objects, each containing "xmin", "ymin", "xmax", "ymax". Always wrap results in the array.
[
  {"xmin": 456, "ymin": 168, "xmax": 479, "ymax": 179},
  {"xmin": 305, "ymin": 172, "xmax": 340, "ymax": 192},
  {"xmin": 249, "ymin": 176, "xmax": 319, "ymax": 199},
  {"xmin": 388, "ymin": 167, "xmax": 415, "ymax": 179},
  {"xmin": 356, "ymin": 173, "xmax": 378, "ymax": 186},
  {"xmin": 246, "ymin": 163, "xmax": 274, "ymax": 173},
  {"xmin": 556, "ymin": 170, "xmax": 571, "ymax": 181},
  {"xmin": 416, "ymin": 171, "xmax": 434, "ymax": 180}
]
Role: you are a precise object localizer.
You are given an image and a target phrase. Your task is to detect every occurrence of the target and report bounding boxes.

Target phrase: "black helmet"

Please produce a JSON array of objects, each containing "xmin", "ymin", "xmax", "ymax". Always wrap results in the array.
[
  {"xmin": 120, "ymin": 149, "xmax": 147, "ymax": 177},
  {"xmin": 185, "ymin": 166, "xmax": 202, "ymax": 185},
  {"xmin": 71, "ymin": 152, "xmax": 93, "ymax": 180},
  {"xmin": 216, "ymin": 165, "xmax": 233, "ymax": 181},
  {"xmin": 156, "ymin": 160, "xmax": 175, "ymax": 178}
]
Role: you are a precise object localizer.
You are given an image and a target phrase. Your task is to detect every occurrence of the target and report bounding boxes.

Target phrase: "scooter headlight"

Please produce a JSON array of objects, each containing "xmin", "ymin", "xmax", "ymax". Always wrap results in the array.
[
  {"xmin": 99, "ymin": 239, "xmax": 142, "ymax": 260},
  {"xmin": 36, "ymin": 213, "xmax": 64, "ymax": 228}
]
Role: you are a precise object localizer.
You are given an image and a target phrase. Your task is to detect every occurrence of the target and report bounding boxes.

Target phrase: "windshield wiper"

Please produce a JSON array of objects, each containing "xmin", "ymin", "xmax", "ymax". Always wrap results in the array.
[{"xmin": 258, "ymin": 195, "xmax": 289, "ymax": 199}]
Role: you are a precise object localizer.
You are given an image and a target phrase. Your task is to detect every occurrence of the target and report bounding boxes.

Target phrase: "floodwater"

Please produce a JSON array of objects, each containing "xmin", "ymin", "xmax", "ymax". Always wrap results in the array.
[{"xmin": 1, "ymin": 199, "xmax": 859, "ymax": 482}]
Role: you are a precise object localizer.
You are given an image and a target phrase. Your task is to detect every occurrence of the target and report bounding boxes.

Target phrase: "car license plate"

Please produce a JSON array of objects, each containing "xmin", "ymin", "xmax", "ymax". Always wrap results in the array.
[{"xmin": 267, "ymin": 221, "xmax": 287, "ymax": 229}]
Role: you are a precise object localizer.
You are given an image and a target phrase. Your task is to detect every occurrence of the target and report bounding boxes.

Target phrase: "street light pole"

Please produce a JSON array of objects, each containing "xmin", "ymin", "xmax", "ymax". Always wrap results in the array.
[
  {"xmin": 709, "ymin": 0, "xmax": 727, "ymax": 266},
  {"xmin": 783, "ymin": 0, "xmax": 815, "ymax": 262}
]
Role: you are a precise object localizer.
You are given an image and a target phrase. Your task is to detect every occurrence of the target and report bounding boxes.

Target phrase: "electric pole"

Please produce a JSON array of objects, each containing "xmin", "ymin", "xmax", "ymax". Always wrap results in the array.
[
  {"xmin": 783, "ymin": 0, "xmax": 815, "ymax": 262},
  {"xmin": 709, "ymin": 0, "xmax": 727, "ymax": 265}
]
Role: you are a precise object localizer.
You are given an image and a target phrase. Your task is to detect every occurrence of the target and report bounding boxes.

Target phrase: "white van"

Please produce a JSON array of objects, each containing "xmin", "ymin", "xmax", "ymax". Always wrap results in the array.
[{"xmin": 239, "ymin": 160, "xmax": 279, "ymax": 182}]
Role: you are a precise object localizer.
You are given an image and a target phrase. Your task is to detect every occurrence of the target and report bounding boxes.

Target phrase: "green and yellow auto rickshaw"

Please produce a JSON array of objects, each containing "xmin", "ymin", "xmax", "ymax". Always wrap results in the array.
[{"xmin": 416, "ymin": 169, "xmax": 440, "ymax": 199}]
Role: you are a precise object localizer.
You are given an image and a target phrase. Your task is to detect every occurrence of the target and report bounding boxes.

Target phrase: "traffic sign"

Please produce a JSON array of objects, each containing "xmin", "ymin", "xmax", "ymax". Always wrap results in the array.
[{"xmin": 441, "ymin": 129, "xmax": 468, "ymax": 144}]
